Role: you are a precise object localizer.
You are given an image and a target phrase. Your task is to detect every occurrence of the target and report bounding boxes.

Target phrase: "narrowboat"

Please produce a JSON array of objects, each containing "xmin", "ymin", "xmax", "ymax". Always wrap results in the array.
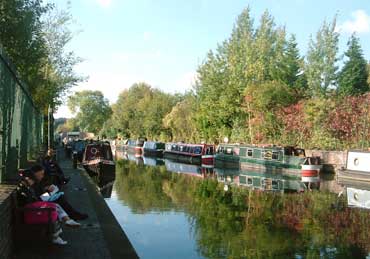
[
  {"xmin": 82, "ymin": 141, "xmax": 115, "ymax": 176},
  {"xmin": 126, "ymin": 139, "xmax": 145, "ymax": 156},
  {"xmin": 143, "ymin": 141, "xmax": 165, "ymax": 157},
  {"xmin": 337, "ymin": 150, "xmax": 370, "ymax": 183},
  {"xmin": 215, "ymin": 144, "xmax": 321, "ymax": 177},
  {"xmin": 164, "ymin": 143, "xmax": 215, "ymax": 165}
]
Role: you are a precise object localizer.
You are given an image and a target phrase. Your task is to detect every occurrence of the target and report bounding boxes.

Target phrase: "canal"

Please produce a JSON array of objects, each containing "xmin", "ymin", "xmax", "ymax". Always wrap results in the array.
[{"xmin": 102, "ymin": 156, "xmax": 370, "ymax": 259}]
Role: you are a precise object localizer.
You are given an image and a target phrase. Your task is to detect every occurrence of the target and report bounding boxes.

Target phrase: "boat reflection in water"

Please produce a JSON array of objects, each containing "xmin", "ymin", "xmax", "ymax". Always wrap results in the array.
[
  {"xmin": 123, "ymin": 153, "xmax": 144, "ymax": 165},
  {"xmin": 142, "ymin": 156, "xmax": 164, "ymax": 167},
  {"xmin": 107, "ymin": 158, "xmax": 370, "ymax": 259},
  {"xmin": 164, "ymin": 159, "xmax": 215, "ymax": 178},
  {"xmin": 214, "ymin": 168, "xmax": 308, "ymax": 193}
]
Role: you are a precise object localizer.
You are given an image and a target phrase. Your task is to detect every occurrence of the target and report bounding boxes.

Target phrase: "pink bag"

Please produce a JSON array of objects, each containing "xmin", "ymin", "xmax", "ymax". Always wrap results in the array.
[{"xmin": 23, "ymin": 201, "xmax": 58, "ymax": 224}]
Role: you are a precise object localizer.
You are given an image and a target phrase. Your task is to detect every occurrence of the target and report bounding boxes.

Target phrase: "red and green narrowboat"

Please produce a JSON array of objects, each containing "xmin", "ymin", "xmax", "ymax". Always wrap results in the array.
[{"xmin": 164, "ymin": 143, "xmax": 215, "ymax": 165}]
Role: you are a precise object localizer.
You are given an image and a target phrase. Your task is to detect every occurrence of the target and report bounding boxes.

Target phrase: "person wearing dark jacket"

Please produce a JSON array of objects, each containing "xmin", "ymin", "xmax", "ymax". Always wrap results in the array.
[
  {"xmin": 42, "ymin": 150, "xmax": 70, "ymax": 186},
  {"xmin": 30, "ymin": 164, "xmax": 88, "ymax": 221},
  {"xmin": 16, "ymin": 170, "xmax": 70, "ymax": 245}
]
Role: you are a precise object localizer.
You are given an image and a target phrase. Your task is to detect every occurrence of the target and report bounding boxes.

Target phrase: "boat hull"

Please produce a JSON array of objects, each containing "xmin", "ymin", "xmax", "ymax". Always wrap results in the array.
[
  {"xmin": 83, "ymin": 159, "xmax": 115, "ymax": 177},
  {"xmin": 164, "ymin": 152, "xmax": 202, "ymax": 165},
  {"xmin": 143, "ymin": 148, "xmax": 164, "ymax": 158}
]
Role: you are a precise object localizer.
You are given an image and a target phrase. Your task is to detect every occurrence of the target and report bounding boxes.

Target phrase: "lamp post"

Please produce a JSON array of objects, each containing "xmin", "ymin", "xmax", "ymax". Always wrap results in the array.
[{"xmin": 48, "ymin": 105, "xmax": 53, "ymax": 150}]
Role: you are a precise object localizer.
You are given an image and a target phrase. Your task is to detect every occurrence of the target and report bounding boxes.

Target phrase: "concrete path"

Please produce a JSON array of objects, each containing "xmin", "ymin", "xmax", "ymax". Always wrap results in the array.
[{"xmin": 13, "ymin": 153, "xmax": 138, "ymax": 259}]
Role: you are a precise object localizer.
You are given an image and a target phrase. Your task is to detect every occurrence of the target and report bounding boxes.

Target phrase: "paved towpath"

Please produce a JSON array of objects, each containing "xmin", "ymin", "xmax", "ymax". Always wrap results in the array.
[{"xmin": 13, "ymin": 151, "xmax": 138, "ymax": 259}]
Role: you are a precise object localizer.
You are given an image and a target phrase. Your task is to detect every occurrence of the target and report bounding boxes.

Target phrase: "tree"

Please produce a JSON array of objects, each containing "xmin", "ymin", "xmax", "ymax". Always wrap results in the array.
[
  {"xmin": 244, "ymin": 81, "xmax": 295, "ymax": 143},
  {"xmin": 337, "ymin": 34, "xmax": 369, "ymax": 96},
  {"xmin": 0, "ymin": 0, "xmax": 82, "ymax": 112},
  {"xmin": 306, "ymin": 17, "xmax": 339, "ymax": 97},
  {"xmin": 68, "ymin": 90, "xmax": 112, "ymax": 133},
  {"xmin": 111, "ymin": 83, "xmax": 177, "ymax": 139},
  {"xmin": 163, "ymin": 94, "xmax": 199, "ymax": 141}
]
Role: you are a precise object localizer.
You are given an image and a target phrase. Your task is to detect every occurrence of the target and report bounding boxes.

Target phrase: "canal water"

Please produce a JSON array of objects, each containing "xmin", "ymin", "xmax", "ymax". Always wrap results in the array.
[{"xmin": 103, "ymin": 155, "xmax": 370, "ymax": 259}]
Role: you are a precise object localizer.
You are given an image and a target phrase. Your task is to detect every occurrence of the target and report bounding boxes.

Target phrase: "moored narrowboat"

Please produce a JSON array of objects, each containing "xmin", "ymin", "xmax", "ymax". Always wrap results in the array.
[
  {"xmin": 164, "ymin": 142, "xmax": 215, "ymax": 165},
  {"xmin": 337, "ymin": 150, "xmax": 370, "ymax": 183},
  {"xmin": 215, "ymin": 144, "xmax": 321, "ymax": 177},
  {"xmin": 143, "ymin": 141, "xmax": 165, "ymax": 157},
  {"xmin": 82, "ymin": 141, "xmax": 115, "ymax": 176}
]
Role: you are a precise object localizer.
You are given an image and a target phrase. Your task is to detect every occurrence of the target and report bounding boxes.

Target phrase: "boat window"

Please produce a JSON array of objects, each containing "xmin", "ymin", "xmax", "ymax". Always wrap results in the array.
[
  {"xmin": 217, "ymin": 146, "xmax": 224, "ymax": 153},
  {"xmin": 194, "ymin": 147, "xmax": 202, "ymax": 154},
  {"xmin": 272, "ymin": 151, "xmax": 279, "ymax": 160},
  {"xmin": 247, "ymin": 178, "xmax": 253, "ymax": 185},
  {"xmin": 226, "ymin": 148, "xmax": 233, "ymax": 155},
  {"xmin": 263, "ymin": 150, "xmax": 272, "ymax": 160},
  {"xmin": 233, "ymin": 148, "xmax": 240, "ymax": 155},
  {"xmin": 247, "ymin": 149, "xmax": 253, "ymax": 157},
  {"xmin": 206, "ymin": 146, "xmax": 214, "ymax": 155}
]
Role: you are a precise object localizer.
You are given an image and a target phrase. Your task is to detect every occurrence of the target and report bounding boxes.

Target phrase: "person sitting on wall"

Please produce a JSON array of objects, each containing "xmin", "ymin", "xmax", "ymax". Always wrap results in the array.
[
  {"xmin": 17, "ymin": 169, "xmax": 81, "ymax": 245},
  {"xmin": 42, "ymin": 149, "xmax": 70, "ymax": 186},
  {"xmin": 30, "ymin": 164, "xmax": 88, "ymax": 221}
]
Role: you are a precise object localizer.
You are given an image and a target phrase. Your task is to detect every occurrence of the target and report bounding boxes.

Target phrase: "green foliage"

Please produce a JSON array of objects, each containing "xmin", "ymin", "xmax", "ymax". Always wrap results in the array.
[
  {"xmin": 112, "ymin": 82, "xmax": 177, "ymax": 139},
  {"xmin": 306, "ymin": 17, "xmax": 339, "ymax": 98},
  {"xmin": 338, "ymin": 34, "xmax": 369, "ymax": 96},
  {"xmin": 195, "ymin": 8, "xmax": 303, "ymax": 143},
  {"xmin": 68, "ymin": 90, "xmax": 112, "ymax": 133},
  {"xmin": 0, "ymin": 1, "xmax": 82, "ymax": 112},
  {"xmin": 163, "ymin": 93, "xmax": 199, "ymax": 141},
  {"xmin": 107, "ymin": 8, "xmax": 370, "ymax": 150}
]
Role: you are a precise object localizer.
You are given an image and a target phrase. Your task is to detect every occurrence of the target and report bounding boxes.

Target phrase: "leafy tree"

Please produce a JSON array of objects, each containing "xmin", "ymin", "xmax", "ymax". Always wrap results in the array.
[
  {"xmin": 306, "ymin": 17, "xmax": 339, "ymax": 97},
  {"xmin": 244, "ymin": 80, "xmax": 295, "ymax": 142},
  {"xmin": 112, "ymin": 83, "xmax": 177, "ymax": 139},
  {"xmin": 163, "ymin": 94, "xmax": 199, "ymax": 141},
  {"xmin": 337, "ymin": 34, "xmax": 369, "ymax": 96},
  {"xmin": 0, "ymin": 0, "xmax": 82, "ymax": 112},
  {"xmin": 68, "ymin": 90, "xmax": 112, "ymax": 133}
]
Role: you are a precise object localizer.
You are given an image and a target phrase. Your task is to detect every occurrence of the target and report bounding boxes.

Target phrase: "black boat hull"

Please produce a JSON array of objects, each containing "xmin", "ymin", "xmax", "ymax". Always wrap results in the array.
[{"xmin": 163, "ymin": 152, "xmax": 202, "ymax": 165}]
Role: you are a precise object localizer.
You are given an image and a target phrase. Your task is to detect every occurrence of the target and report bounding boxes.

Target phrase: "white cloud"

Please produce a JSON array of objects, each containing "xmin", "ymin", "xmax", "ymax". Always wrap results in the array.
[
  {"xmin": 337, "ymin": 10, "xmax": 370, "ymax": 34},
  {"xmin": 96, "ymin": 0, "xmax": 112, "ymax": 8}
]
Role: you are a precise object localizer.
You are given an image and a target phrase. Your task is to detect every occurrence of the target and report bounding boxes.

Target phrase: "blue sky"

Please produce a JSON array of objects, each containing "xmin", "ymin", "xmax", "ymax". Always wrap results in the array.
[{"xmin": 54, "ymin": 0, "xmax": 370, "ymax": 118}]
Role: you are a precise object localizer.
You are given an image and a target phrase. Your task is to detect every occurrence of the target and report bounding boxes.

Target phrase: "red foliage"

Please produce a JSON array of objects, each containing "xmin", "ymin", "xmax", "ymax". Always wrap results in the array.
[
  {"xmin": 326, "ymin": 94, "xmax": 370, "ymax": 142},
  {"xmin": 277, "ymin": 101, "xmax": 311, "ymax": 139}
]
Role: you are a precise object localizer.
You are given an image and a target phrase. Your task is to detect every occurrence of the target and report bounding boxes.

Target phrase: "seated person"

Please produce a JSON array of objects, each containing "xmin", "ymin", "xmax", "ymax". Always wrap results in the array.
[
  {"xmin": 17, "ymin": 170, "xmax": 80, "ymax": 245},
  {"xmin": 42, "ymin": 150, "xmax": 70, "ymax": 186},
  {"xmin": 30, "ymin": 164, "xmax": 88, "ymax": 221}
]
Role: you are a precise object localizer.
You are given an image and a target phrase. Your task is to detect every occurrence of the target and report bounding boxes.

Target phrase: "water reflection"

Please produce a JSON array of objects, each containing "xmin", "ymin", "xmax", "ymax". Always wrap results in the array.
[
  {"xmin": 105, "ymin": 158, "xmax": 370, "ymax": 259},
  {"xmin": 215, "ymin": 167, "xmax": 308, "ymax": 193},
  {"xmin": 87, "ymin": 168, "xmax": 116, "ymax": 198}
]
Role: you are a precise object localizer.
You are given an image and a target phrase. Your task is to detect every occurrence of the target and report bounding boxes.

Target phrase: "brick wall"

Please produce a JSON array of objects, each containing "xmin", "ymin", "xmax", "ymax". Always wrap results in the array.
[
  {"xmin": 0, "ymin": 185, "xmax": 16, "ymax": 259},
  {"xmin": 306, "ymin": 150, "xmax": 347, "ymax": 173}
]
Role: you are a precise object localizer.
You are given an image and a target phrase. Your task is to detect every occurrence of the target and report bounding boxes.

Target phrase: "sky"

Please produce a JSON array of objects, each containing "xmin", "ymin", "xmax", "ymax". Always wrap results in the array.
[{"xmin": 53, "ymin": 0, "xmax": 370, "ymax": 118}]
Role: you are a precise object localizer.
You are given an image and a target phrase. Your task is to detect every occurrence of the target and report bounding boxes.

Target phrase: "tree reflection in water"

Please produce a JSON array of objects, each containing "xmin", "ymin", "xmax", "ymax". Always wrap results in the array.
[{"xmin": 114, "ymin": 160, "xmax": 370, "ymax": 259}]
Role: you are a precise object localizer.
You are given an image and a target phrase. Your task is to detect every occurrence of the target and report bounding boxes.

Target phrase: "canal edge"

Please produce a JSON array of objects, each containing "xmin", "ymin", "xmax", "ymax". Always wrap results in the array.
[{"xmin": 79, "ymin": 168, "xmax": 139, "ymax": 259}]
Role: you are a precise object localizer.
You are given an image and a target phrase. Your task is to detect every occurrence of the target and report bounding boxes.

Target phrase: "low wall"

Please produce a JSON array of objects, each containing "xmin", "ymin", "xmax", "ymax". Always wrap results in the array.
[
  {"xmin": 306, "ymin": 150, "xmax": 347, "ymax": 173},
  {"xmin": 0, "ymin": 185, "xmax": 16, "ymax": 259}
]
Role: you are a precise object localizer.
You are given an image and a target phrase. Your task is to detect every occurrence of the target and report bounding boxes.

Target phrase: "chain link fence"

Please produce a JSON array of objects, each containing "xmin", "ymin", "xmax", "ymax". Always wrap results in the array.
[{"xmin": 0, "ymin": 46, "xmax": 44, "ymax": 183}]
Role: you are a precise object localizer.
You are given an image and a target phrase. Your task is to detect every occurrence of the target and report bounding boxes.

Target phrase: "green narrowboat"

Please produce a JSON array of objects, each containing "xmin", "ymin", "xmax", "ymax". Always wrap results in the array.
[{"xmin": 215, "ymin": 144, "xmax": 312, "ymax": 177}]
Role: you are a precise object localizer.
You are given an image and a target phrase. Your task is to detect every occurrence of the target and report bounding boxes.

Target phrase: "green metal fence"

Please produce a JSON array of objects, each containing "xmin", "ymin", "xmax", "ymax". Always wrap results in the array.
[{"xmin": 0, "ymin": 46, "xmax": 44, "ymax": 183}]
